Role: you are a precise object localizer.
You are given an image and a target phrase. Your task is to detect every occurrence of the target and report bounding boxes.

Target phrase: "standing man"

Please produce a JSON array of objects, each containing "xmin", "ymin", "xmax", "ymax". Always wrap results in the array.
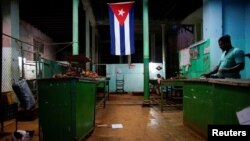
[
  {"xmin": 201, "ymin": 35, "xmax": 245, "ymax": 79},
  {"xmin": 154, "ymin": 74, "xmax": 164, "ymax": 94}
]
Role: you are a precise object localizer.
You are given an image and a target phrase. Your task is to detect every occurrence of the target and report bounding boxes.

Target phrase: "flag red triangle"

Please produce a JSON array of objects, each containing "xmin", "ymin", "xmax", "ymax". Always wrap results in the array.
[{"xmin": 108, "ymin": 2, "xmax": 133, "ymax": 26}]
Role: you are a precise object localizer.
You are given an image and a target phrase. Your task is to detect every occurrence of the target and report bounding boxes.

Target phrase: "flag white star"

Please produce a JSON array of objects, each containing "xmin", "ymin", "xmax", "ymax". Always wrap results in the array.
[{"xmin": 118, "ymin": 9, "xmax": 125, "ymax": 16}]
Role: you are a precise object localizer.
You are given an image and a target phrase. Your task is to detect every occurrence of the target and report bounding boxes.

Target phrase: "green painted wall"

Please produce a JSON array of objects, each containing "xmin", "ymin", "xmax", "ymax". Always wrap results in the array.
[{"xmin": 180, "ymin": 39, "xmax": 210, "ymax": 78}]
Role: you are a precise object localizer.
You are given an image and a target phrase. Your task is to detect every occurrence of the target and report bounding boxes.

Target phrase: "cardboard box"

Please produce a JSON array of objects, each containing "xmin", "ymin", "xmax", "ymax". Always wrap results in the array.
[{"xmin": 1, "ymin": 91, "xmax": 16, "ymax": 104}]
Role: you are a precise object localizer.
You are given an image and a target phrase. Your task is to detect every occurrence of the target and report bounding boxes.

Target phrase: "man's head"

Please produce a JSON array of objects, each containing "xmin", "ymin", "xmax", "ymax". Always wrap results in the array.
[{"xmin": 218, "ymin": 34, "xmax": 232, "ymax": 51}]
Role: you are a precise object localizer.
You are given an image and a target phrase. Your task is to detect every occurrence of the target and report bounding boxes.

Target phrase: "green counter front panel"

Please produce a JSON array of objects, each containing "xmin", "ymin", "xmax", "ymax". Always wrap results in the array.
[
  {"xmin": 183, "ymin": 79, "xmax": 250, "ymax": 138},
  {"xmin": 212, "ymin": 84, "xmax": 250, "ymax": 124},
  {"xmin": 38, "ymin": 78, "xmax": 97, "ymax": 141},
  {"xmin": 183, "ymin": 81, "xmax": 214, "ymax": 137}
]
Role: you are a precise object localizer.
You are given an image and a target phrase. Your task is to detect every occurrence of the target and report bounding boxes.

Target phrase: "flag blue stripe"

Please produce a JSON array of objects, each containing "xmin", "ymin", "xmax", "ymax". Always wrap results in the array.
[
  {"xmin": 120, "ymin": 25, "xmax": 125, "ymax": 55},
  {"xmin": 129, "ymin": 7, "xmax": 135, "ymax": 54},
  {"xmin": 109, "ymin": 8, "xmax": 116, "ymax": 55}
]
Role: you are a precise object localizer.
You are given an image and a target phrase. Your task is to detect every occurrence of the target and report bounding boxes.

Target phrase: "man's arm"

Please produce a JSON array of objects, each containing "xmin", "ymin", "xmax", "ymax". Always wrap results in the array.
[
  {"xmin": 201, "ymin": 65, "xmax": 219, "ymax": 78},
  {"xmin": 219, "ymin": 63, "xmax": 244, "ymax": 73},
  {"xmin": 245, "ymin": 53, "xmax": 250, "ymax": 59},
  {"xmin": 219, "ymin": 49, "xmax": 245, "ymax": 73}
]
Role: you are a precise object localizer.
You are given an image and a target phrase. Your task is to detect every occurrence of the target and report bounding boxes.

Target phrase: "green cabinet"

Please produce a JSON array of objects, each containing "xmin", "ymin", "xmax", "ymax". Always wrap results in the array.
[
  {"xmin": 182, "ymin": 79, "xmax": 250, "ymax": 138},
  {"xmin": 38, "ymin": 78, "xmax": 98, "ymax": 141},
  {"xmin": 183, "ymin": 81, "xmax": 214, "ymax": 137},
  {"xmin": 212, "ymin": 83, "xmax": 250, "ymax": 124}
]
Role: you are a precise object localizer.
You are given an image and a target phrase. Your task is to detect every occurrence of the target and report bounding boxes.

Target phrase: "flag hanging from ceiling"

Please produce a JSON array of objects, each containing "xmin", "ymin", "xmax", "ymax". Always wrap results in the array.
[{"xmin": 108, "ymin": 1, "xmax": 135, "ymax": 56}]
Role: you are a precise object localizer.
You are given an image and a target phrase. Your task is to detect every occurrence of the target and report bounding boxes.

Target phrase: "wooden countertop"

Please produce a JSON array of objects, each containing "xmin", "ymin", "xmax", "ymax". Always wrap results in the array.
[
  {"xmin": 208, "ymin": 78, "xmax": 250, "ymax": 87},
  {"xmin": 161, "ymin": 78, "xmax": 250, "ymax": 87}
]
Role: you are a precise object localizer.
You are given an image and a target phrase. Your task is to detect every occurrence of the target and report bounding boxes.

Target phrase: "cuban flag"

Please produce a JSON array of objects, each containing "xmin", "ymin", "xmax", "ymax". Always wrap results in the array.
[{"xmin": 108, "ymin": 1, "xmax": 135, "ymax": 55}]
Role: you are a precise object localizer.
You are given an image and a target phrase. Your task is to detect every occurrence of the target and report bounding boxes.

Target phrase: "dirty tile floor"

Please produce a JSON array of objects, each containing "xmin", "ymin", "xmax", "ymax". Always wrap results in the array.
[
  {"xmin": 87, "ymin": 93, "xmax": 205, "ymax": 141},
  {"xmin": 0, "ymin": 93, "xmax": 206, "ymax": 141}
]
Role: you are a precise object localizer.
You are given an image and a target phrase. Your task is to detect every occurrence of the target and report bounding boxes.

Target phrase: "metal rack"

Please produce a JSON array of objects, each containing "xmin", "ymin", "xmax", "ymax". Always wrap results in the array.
[{"xmin": 116, "ymin": 74, "xmax": 124, "ymax": 93}]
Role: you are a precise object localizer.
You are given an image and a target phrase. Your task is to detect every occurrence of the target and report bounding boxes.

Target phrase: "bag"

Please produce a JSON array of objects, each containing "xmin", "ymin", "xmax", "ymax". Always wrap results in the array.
[{"xmin": 12, "ymin": 79, "xmax": 36, "ymax": 111}]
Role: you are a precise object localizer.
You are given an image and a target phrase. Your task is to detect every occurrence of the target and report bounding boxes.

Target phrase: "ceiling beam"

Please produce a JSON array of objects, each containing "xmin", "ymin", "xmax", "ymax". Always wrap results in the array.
[{"xmin": 81, "ymin": 0, "xmax": 96, "ymax": 27}]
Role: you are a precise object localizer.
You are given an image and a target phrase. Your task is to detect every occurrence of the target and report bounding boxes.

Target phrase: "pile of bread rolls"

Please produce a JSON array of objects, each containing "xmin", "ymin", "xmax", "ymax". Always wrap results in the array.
[{"xmin": 52, "ymin": 64, "xmax": 99, "ymax": 79}]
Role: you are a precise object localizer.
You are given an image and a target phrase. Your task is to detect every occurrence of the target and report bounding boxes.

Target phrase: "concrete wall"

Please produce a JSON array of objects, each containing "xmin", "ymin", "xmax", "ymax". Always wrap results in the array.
[
  {"xmin": 181, "ymin": 8, "xmax": 203, "ymax": 42},
  {"xmin": 2, "ymin": 0, "xmax": 20, "ymax": 91},
  {"xmin": 245, "ymin": 1, "xmax": 250, "ymax": 78},
  {"xmin": 20, "ymin": 20, "xmax": 57, "ymax": 61},
  {"xmin": 106, "ymin": 63, "xmax": 163, "ymax": 92},
  {"xmin": 203, "ymin": 0, "xmax": 223, "ymax": 70},
  {"xmin": 177, "ymin": 26, "xmax": 195, "ymax": 50},
  {"xmin": 1, "ymin": 0, "xmax": 58, "ymax": 91},
  {"xmin": 222, "ymin": 0, "xmax": 248, "ymax": 78},
  {"xmin": 203, "ymin": 0, "xmax": 250, "ymax": 79}
]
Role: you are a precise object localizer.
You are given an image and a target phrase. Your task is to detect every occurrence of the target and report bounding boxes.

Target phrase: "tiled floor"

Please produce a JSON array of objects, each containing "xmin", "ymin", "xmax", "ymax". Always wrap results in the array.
[
  {"xmin": 87, "ymin": 93, "xmax": 205, "ymax": 141},
  {"xmin": 0, "ymin": 118, "xmax": 39, "ymax": 141},
  {"xmin": 0, "ymin": 93, "xmax": 206, "ymax": 141}
]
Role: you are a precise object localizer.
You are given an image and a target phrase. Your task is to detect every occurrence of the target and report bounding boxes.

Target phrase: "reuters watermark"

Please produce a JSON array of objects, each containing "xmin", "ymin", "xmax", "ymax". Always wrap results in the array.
[{"xmin": 208, "ymin": 125, "xmax": 250, "ymax": 140}]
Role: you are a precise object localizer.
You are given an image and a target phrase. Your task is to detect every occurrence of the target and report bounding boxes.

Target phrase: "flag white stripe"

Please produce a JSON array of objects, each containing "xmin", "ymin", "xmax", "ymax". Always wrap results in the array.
[
  {"xmin": 124, "ymin": 14, "xmax": 130, "ymax": 55},
  {"xmin": 114, "ymin": 17, "xmax": 120, "ymax": 55}
]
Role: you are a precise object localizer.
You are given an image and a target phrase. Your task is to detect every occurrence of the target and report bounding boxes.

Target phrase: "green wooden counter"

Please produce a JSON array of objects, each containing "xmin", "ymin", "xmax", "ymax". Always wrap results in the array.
[
  {"xmin": 184, "ymin": 79, "xmax": 250, "ymax": 138},
  {"xmin": 160, "ymin": 79, "xmax": 185, "ymax": 112},
  {"xmin": 96, "ymin": 77, "xmax": 110, "ymax": 108},
  {"xmin": 160, "ymin": 78, "xmax": 250, "ymax": 138},
  {"xmin": 38, "ymin": 78, "xmax": 101, "ymax": 141}
]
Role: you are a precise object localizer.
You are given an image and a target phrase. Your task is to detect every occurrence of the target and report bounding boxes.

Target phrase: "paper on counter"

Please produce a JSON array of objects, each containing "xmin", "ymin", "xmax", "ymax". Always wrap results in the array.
[{"xmin": 236, "ymin": 106, "xmax": 250, "ymax": 125}]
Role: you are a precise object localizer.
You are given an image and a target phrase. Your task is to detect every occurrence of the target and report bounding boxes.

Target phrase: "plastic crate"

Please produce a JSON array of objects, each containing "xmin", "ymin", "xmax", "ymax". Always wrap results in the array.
[{"xmin": 0, "ymin": 103, "xmax": 18, "ymax": 131}]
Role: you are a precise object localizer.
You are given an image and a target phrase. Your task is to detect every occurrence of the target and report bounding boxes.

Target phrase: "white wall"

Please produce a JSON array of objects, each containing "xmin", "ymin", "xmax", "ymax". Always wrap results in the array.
[
  {"xmin": 106, "ymin": 63, "xmax": 163, "ymax": 92},
  {"xmin": 245, "ymin": 1, "xmax": 250, "ymax": 78}
]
